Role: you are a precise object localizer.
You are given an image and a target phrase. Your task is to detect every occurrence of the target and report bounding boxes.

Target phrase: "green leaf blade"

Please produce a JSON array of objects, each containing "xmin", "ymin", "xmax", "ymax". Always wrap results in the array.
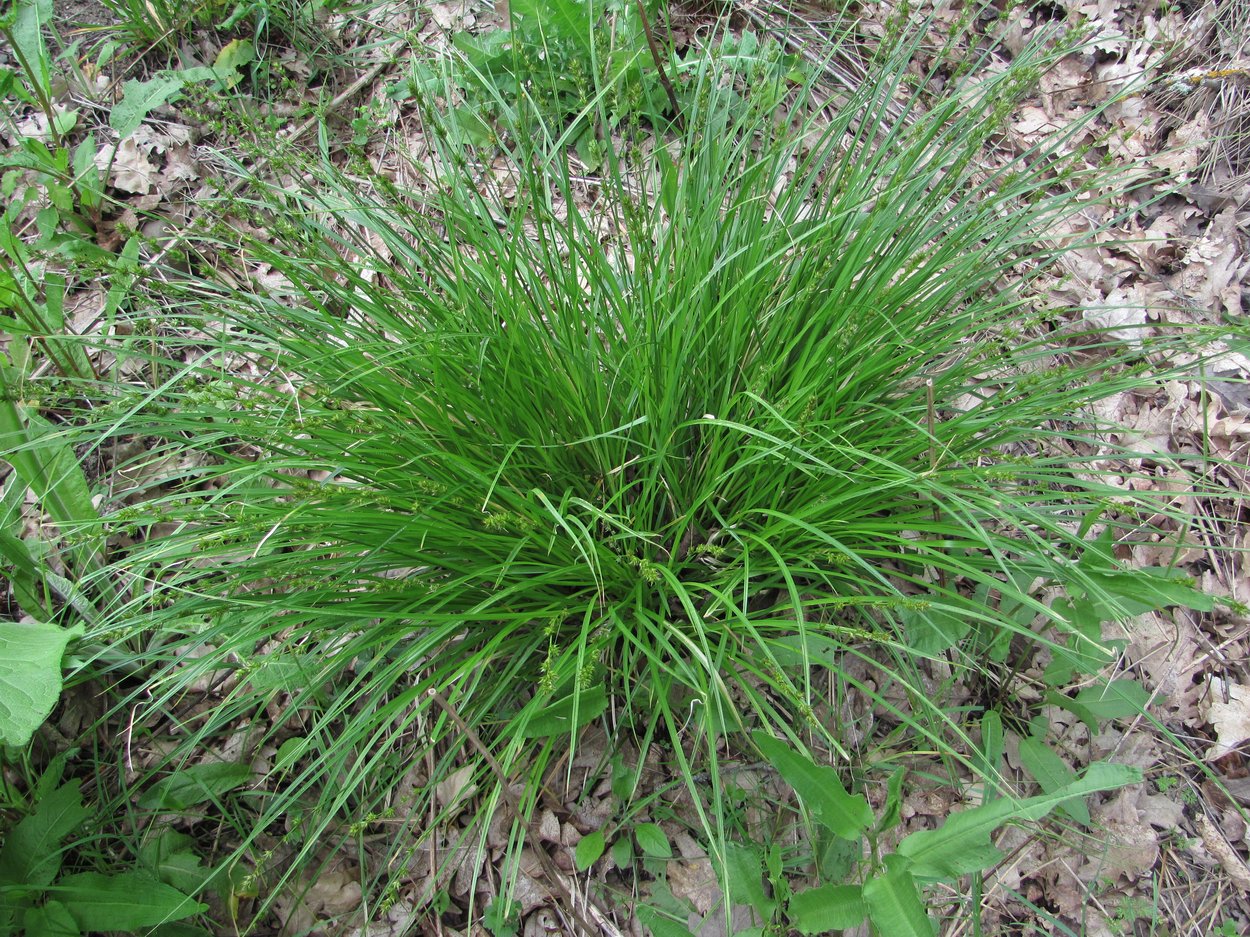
[
  {"xmin": 862, "ymin": 856, "xmax": 934, "ymax": 937},
  {"xmin": 752, "ymin": 731, "xmax": 872, "ymax": 839},
  {"xmin": 137, "ymin": 762, "xmax": 254, "ymax": 812},
  {"xmin": 897, "ymin": 763, "xmax": 1140, "ymax": 880},
  {"xmin": 789, "ymin": 882, "xmax": 866, "ymax": 934},
  {"xmin": 0, "ymin": 621, "xmax": 82, "ymax": 748},
  {"xmin": 55, "ymin": 872, "xmax": 205, "ymax": 931}
]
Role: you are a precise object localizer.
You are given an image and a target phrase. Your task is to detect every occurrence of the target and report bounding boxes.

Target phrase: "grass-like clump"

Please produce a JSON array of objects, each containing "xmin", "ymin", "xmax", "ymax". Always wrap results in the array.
[{"xmin": 88, "ymin": 16, "xmax": 1208, "ymax": 930}]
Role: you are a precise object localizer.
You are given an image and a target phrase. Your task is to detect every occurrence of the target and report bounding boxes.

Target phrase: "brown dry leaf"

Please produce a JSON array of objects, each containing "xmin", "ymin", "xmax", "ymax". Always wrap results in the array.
[
  {"xmin": 1149, "ymin": 113, "xmax": 1211, "ymax": 175},
  {"xmin": 507, "ymin": 858, "xmax": 550, "ymax": 915},
  {"xmin": 435, "ymin": 764, "xmax": 477, "ymax": 812},
  {"xmin": 1124, "ymin": 611, "xmax": 1203, "ymax": 712},
  {"xmin": 344, "ymin": 901, "xmax": 420, "ymax": 937},
  {"xmin": 1195, "ymin": 814, "xmax": 1250, "ymax": 891},
  {"xmin": 97, "ymin": 137, "xmax": 159, "ymax": 194},
  {"xmin": 1079, "ymin": 786, "xmax": 1160, "ymax": 882},
  {"xmin": 667, "ymin": 857, "xmax": 720, "ymax": 917},
  {"xmin": 537, "ymin": 809, "xmax": 560, "ymax": 844},
  {"xmin": 1039, "ymin": 55, "xmax": 1096, "ymax": 110},
  {"xmin": 161, "ymin": 144, "xmax": 201, "ymax": 187},
  {"xmin": 275, "ymin": 868, "xmax": 364, "ymax": 937},
  {"xmin": 1172, "ymin": 208, "xmax": 1247, "ymax": 316},
  {"xmin": 1202, "ymin": 677, "xmax": 1250, "ymax": 760},
  {"xmin": 428, "ymin": 0, "xmax": 475, "ymax": 30},
  {"xmin": 1081, "ymin": 283, "xmax": 1150, "ymax": 343},
  {"xmin": 1012, "ymin": 105, "xmax": 1064, "ymax": 143}
]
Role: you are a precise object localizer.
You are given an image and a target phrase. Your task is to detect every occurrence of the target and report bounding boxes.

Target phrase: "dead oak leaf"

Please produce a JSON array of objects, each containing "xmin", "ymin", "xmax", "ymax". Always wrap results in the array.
[
  {"xmin": 1203, "ymin": 677, "xmax": 1250, "ymax": 760},
  {"xmin": 96, "ymin": 137, "xmax": 159, "ymax": 194},
  {"xmin": 1079, "ymin": 786, "xmax": 1160, "ymax": 883}
]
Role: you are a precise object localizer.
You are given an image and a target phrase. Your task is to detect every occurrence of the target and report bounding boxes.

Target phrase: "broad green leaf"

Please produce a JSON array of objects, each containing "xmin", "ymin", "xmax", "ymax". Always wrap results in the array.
[
  {"xmin": 634, "ymin": 822, "xmax": 672, "ymax": 859},
  {"xmin": 574, "ymin": 830, "xmax": 605, "ymax": 870},
  {"xmin": 900, "ymin": 602, "xmax": 970, "ymax": 654},
  {"xmin": 49, "ymin": 110, "xmax": 77, "ymax": 136},
  {"xmin": 767, "ymin": 634, "xmax": 841, "ymax": 669},
  {"xmin": 788, "ymin": 882, "xmax": 865, "ymax": 934},
  {"xmin": 1017, "ymin": 736, "xmax": 1087, "ymax": 825},
  {"xmin": 138, "ymin": 762, "xmax": 253, "ymax": 812},
  {"xmin": 0, "ymin": 620, "xmax": 83, "ymax": 748},
  {"xmin": 110, "ymin": 76, "xmax": 187, "ymax": 138},
  {"xmin": 71, "ymin": 135, "xmax": 102, "ymax": 212},
  {"xmin": 0, "ymin": 527, "xmax": 53, "ymax": 619},
  {"xmin": 142, "ymin": 924, "xmax": 211, "ymax": 937},
  {"xmin": 139, "ymin": 830, "xmax": 208, "ymax": 895},
  {"xmin": 876, "ymin": 766, "xmax": 907, "ymax": 833},
  {"xmin": 610, "ymin": 835, "xmax": 633, "ymax": 869},
  {"xmin": 56, "ymin": 873, "xmax": 205, "ymax": 931},
  {"xmin": 723, "ymin": 842, "xmax": 774, "ymax": 918},
  {"xmin": 1044, "ymin": 595, "xmax": 1113, "ymax": 684},
  {"xmin": 0, "ymin": 779, "xmax": 90, "ymax": 888},
  {"xmin": 863, "ymin": 856, "xmax": 934, "ymax": 937},
  {"xmin": 22, "ymin": 900, "xmax": 79, "ymax": 937},
  {"xmin": 897, "ymin": 763, "xmax": 1140, "ymax": 879},
  {"xmin": 1072, "ymin": 679, "xmax": 1150, "ymax": 719},
  {"xmin": 9, "ymin": 0, "xmax": 53, "ymax": 96},
  {"xmin": 211, "ymin": 39, "xmax": 254, "ymax": 90},
  {"xmin": 522, "ymin": 684, "xmax": 608, "ymax": 737},
  {"xmin": 1049, "ymin": 678, "xmax": 1150, "ymax": 732},
  {"xmin": 978, "ymin": 710, "xmax": 1004, "ymax": 799},
  {"xmin": 1084, "ymin": 568, "xmax": 1215, "ymax": 616},
  {"xmin": 636, "ymin": 904, "xmax": 696, "ymax": 937},
  {"xmin": 752, "ymin": 731, "xmax": 873, "ymax": 839}
]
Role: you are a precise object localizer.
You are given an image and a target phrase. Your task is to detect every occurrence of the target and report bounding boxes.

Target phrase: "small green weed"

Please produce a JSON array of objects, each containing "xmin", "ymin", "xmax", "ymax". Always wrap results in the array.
[
  {"xmin": 396, "ymin": 0, "xmax": 797, "ymax": 166},
  {"xmin": 700, "ymin": 735, "xmax": 1138, "ymax": 936},
  {"xmin": 0, "ymin": 755, "xmax": 207, "ymax": 936}
]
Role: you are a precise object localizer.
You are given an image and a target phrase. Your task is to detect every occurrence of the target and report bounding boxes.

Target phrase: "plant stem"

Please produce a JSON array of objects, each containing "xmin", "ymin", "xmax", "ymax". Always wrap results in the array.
[{"xmin": 634, "ymin": 0, "xmax": 683, "ymax": 130}]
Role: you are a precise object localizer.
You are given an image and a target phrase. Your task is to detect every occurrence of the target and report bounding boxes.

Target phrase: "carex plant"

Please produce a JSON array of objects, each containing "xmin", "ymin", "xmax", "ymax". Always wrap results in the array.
[{"xmin": 86, "ymin": 13, "xmax": 1206, "ymax": 930}]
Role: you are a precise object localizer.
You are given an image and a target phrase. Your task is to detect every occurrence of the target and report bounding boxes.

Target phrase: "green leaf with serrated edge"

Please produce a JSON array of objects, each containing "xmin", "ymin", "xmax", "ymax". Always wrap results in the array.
[
  {"xmin": 110, "ymin": 76, "xmax": 186, "ymax": 138},
  {"xmin": 22, "ymin": 900, "xmax": 79, "ymax": 937},
  {"xmin": 789, "ymin": 882, "xmax": 866, "ymax": 934},
  {"xmin": 574, "ymin": 831, "xmax": 605, "ymax": 870},
  {"xmin": 0, "ymin": 780, "xmax": 90, "ymax": 888},
  {"xmin": 138, "ymin": 762, "xmax": 253, "ymax": 812},
  {"xmin": 56, "ymin": 872, "xmax": 204, "ymax": 931},
  {"xmin": 752, "ymin": 731, "xmax": 872, "ymax": 839},
  {"xmin": 897, "ymin": 763, "xmax": 1140, "ymax": 880},
  {"xmin": 1017, "ymin": 736, "xmax": 1088, "ymax": 825},
  {"xmin": 0, "ymin": 621, "xmax": 83, "ymax": 748},
  {"xmin": 723, "ymin": 841, "xmax": 774, "ymax": 918},
  {"xmin": 863, "ymin": 856, "xmax": 934, "ymax": 937},
  {"xmin": 521, "ymin": 684, "xmax": 607, "ymax": 737},
  {"xmin": 635, "ymin": 822, "xmax": 672, "ymax": 858}
]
